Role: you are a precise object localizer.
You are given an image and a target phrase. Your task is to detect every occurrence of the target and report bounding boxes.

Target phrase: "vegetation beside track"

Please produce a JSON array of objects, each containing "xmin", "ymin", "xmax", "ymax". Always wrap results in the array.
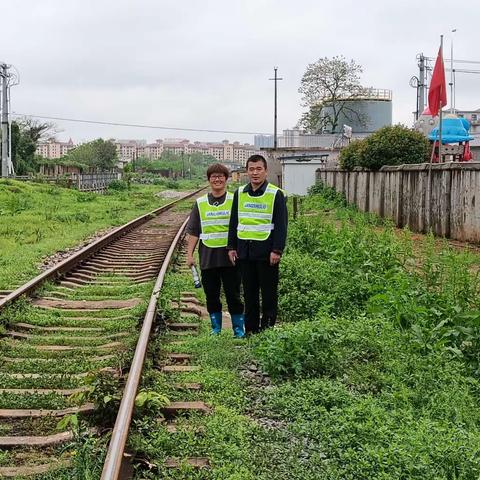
[
  {"xmin": 127, "ymin": 187, "xmax": 480, "ymax": 479},
  {"xmin": 0, "ymin": 193, "xmax": 200, "ymax": 479},
  {"xmin": 6, "ymin": 185, "xmax": 479, "ymax": 478},
  {"xmin": 250, "ymin": 186, "xmax": 480, "ymax": 479},
  {"xmin": 0, "ymin": 179, "xmax": 200, "ymax": 291}
]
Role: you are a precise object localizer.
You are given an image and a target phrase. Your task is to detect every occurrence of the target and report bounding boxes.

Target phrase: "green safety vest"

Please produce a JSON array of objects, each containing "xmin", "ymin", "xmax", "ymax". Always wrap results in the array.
[
  {"xmin": 237, "ymin": 183, "xmax": 280, "ymax": 241},
  {"xmin": 197, "ymin": 193, "xmax": 233, "ymax": 248}
]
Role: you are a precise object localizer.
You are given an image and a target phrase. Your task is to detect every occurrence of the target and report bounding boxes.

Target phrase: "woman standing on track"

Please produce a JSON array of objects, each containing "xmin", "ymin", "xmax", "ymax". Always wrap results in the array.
[{"xmin": 186, "ymin": 163, "xmax": 245, "ymax": 338}]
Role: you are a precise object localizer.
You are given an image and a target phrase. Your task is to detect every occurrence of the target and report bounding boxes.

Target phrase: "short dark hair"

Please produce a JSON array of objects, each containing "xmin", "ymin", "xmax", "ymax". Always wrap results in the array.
[
  {"xmin": 246, "ymin": 154, "xmax": 267, "ymax": 169},
  {"xmin": 206, "ymin": 163, "xmax": 230, "ymax": 179}
]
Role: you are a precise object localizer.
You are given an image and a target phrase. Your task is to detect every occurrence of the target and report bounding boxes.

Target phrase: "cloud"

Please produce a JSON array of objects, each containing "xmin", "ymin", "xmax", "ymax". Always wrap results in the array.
[{"xmin": 3, "ymin": 0, "xmax": 479, "ymax": 142}]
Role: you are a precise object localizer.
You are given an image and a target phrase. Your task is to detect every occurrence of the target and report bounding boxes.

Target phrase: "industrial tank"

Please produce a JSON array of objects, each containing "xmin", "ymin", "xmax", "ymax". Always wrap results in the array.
[{"xmin": 320, "ymin": 88, "xmax": 392, "ymax": 133}]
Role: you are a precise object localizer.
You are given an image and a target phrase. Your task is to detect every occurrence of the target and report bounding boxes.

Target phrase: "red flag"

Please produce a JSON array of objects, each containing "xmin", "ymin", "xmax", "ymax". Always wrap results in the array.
[{"xmin": 428, "ymin": 46, "xmax": 447, "ymax": 117}]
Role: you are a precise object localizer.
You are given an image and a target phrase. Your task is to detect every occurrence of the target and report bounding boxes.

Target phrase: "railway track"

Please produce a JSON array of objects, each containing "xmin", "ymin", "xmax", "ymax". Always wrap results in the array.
[{"xmin": 0, "ymin": 189, "xmax": 204, "ymax": 478}]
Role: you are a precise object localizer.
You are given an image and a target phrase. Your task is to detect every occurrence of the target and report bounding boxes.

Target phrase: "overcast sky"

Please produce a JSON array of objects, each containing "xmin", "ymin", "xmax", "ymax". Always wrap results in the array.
[{"xmin": 2, "ymin": 0, "xmax": 479, "ymax": 144}]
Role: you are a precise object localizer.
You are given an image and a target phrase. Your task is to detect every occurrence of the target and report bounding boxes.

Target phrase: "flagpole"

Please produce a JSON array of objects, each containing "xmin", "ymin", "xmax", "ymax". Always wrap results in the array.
[{"xmin": 438, "ymin": 35, "xmax": 444, "ymax": 163}]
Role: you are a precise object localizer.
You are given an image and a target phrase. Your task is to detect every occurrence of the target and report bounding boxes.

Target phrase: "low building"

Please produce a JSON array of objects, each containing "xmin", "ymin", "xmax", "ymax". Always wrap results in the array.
[
  {"xmin": 280, "ymin": 154, "xmax": 329, "ymax": 195},
  {"xmin": 261, "ymin": 146, "xmax": 340, "ymax": 190}
]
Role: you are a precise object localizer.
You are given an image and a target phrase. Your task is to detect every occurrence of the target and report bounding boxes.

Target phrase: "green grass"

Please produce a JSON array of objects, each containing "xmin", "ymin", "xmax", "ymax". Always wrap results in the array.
[
  {"xmin": 124, "ymin": 189, "xmax": 480, "ymax": 479},
  {"xmin": 0, "ymin": 179, "xmax": 195, "ymax": 290},
  {"xmin": 23, "ymin": 185, "xmax": 480, "ymax": 479}
]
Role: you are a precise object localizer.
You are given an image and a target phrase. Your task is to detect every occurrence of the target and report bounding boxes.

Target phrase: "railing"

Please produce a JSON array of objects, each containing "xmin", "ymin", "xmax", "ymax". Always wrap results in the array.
[
  {"xmin": 12, "ymin": 172, "xmax": 120, "ymax": 192},
  {"xmin": 71, "ymin": 172, "xmax": 120, "ymax": 192}
]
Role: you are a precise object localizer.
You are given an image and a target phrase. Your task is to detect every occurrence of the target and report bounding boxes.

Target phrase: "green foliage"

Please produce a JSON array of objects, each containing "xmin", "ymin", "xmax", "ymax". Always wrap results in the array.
[
  {"xmin": 306, "ymin": 182, "xmax": 346, "ymax": 206},
  {"xmin": 0, "ymin": 180, "xmax": 173, "ymax": 290},
  {"xmin": 247, "ymin": 187, "xmax": 480, "ymax": 478},
  {"xmin": 338, "ymin": 138, "xmax": 366, "ymax": 170},
  {"xmin": 57, "ymin": 413, "xmax": 80, "ymax": 433},
  {"xmin": 10, "ymin": 122, "xmax": 37, "ymax": 175},
  {"xmin": 134, "ymin": 152, "xmax": 215, "ymax": 180},
  {"xmin": 63, "ymin": 138, "xmax": 118, "ymax": 171},
  {"xmin": 11, "ymin": 118, "xmax": 56, "ymax": 175},
  {"xmin": 253, "ymin": 318, "xmax": 339, "ymax": 379},
  {"xmin": 107, "ymin": 179, "xmax": 128, "ymax": 191},
  {"xmin": 360, "ymin": 124, "xmax": 430, "ymax": 170},
  {"xmin": 70, "ymin": 372, "xmax": 123, "ymax": 425},
  {"xmin": 338, "ymin": 125, "xmax": 431, "ymax": 171},
  {"xmin": 279, "ymin": 216, "xmax": 400, "ymax": 321},
  {"xmin": 135, "ymin": 390, "xmax": 170, "ymax": 414}
]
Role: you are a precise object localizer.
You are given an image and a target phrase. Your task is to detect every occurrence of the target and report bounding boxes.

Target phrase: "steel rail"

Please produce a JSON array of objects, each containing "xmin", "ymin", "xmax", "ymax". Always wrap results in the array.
[
  {"xmin": 0, "ymin": 187, "xmax": 204, "ymax": 311},
  {"xmin": 100, "ymin": 216, "xmax": 189, "ymax": 480}
]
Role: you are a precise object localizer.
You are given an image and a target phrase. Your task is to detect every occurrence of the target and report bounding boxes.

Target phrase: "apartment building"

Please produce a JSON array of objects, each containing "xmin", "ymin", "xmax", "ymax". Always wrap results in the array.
[
  {"xmin": 114, "ymin": 139, "xmax": 146, "ymax": 162},
  {"xmin": 38, "ymin": 137, "xmax": 256, "ymax": 166},
  {"xmin": 144, "ymin": 140, "xmax": 164, "ymax": 159},
  {"xmin": 118, "ymin": 138, "xmax": 256, "ymax": 165},
  {"xmin": 36, "ymin": 138, "xmax": 76, "ymax": 159}
]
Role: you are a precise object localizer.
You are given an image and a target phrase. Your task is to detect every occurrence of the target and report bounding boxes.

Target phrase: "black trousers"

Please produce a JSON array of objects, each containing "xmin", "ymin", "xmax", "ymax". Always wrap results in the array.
[
  {"xmin": 240, "ymin": 260, "xmax": 279, "ymax": 334},
  {"xmin": 201, "ymin": 267, "xmax": 243, "ymax": 315}
]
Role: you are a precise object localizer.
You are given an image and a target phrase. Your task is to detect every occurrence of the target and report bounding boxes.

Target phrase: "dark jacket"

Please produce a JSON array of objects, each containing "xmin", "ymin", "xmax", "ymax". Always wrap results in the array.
[{"xmin": 227, "ymin": 181, "xmax": 288, "ymax": 261}]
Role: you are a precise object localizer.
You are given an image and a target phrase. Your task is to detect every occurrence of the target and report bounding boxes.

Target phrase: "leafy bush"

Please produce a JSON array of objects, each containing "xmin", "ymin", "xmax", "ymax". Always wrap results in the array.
[
  {"xmin": 338, "ymin": 139, "xmax": 366, "ymax": 170},
  {"xmin": 338, "ymin": 125, "xmax": 430, "ymax": 171},
  {"xmin": 307, "ymin": 182, "xmax": 347, "ymax": 206},
  {"xmin": 165, "ymin": 179, "xmax": 179, "ymax": 189},
  {"xmin": 254, "ymin": 318, "xmax": 339, "ymax": 379},
  {"xmin": 280, "ymin": 216, "xmax": 401, "ymax": 321},
  {"xmin": 107, "ymin": 179, "xmax": 128, "ymax": 191},
  {"xmin": 360, "ymin": 124, "xmax": 430, "ymax": 170}
]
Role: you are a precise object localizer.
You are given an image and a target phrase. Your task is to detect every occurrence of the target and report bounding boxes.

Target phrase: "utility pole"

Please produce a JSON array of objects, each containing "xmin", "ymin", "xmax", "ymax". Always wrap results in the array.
[
  {"xmin": 269, "ymin": 67, "xmax": 283, "ymax": 149},
  {"xmin": 450, "ymin": 28, "xmax": 456, "ymax": 113},
  {"xmin": 418, "ymin": 54, "xmax": 426, "ymax": 114},
  {"xmin": 1, "ymin": 64, "xmax": 9, "ymax": 178}
]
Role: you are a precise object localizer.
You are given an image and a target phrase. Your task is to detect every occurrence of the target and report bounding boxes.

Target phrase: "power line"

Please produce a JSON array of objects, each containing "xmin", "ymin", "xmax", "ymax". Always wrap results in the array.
[
  {"xmin": 424, "ymin": 57, "xmax": 480, "ymax": 65},
  {"xmin": 11, "ymin": 112, "xmax": 270, "ymax": 136}
]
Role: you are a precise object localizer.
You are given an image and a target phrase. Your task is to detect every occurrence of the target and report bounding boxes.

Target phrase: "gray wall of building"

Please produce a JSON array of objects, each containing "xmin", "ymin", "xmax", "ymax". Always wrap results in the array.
[
  {"xmin": 263, "ymin": 148, "xmax": 340, "ymax": 188},
  {"xmin": 282, "ymin": 159, "xmax": 327, "ymax": 195},
  {"xmin": 254, "ymin": 135, "xmax": 274, "ymax": 148},
  {"xmin": 316, "ymin": 162, "xmax": 480, "ymax": 243}
]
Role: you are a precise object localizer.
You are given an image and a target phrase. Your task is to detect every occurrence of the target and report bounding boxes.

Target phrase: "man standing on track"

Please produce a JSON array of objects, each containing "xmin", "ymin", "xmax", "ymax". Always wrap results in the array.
[
  {"xmin": 186, "ymin": 163, "xmax": 245, "ymax": 338},
  {"xmin": 227, "ymin": 154, "xmax": 288, "ymax": 335}
]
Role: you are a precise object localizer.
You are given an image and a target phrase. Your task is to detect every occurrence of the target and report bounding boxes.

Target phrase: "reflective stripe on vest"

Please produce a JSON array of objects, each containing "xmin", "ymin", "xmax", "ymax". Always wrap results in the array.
[
  {"xmin": 197, "ymin": 193, "xmax": 233, "ymax": 248},
  {"xmin": 237, "ymin": 183, "xmax": 279, "ymax": 241}
]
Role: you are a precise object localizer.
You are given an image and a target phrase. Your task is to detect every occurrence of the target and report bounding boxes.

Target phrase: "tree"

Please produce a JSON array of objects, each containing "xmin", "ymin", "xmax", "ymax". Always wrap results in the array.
[
  {"xmin": 298, "ymin": 56, "xmax": 365, "ymax": 133},
  {"xmin": 10, "ymin": 118, "xmax": 57, "ymax": 175},
  {"xmin": 90, "ymin": 139, "xmax": 118, "ymax": 170},
  {"xmin": 18, "ymin": 117, "xmax": 59, "ymax": 143},
  {"xmin": 63, "ymin": 139, "xmax": 118, "ymax": 171},
  {"xmin": 339, "ymin": 125, "xmax": 431, "ymax": 171}
]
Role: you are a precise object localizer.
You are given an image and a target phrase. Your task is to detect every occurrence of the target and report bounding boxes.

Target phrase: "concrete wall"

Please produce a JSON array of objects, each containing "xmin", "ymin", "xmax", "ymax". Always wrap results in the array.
[{"xmin": 316, "ymin": 162, "xmax": 480, "ymax": 243}]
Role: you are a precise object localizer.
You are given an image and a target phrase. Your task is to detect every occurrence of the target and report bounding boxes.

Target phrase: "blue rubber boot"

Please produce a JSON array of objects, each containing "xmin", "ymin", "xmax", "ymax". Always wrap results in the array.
[
  {"xmin": 231, "ymin": 313, "xmax": 245, "ymax": 338},
  {"xmin": 210, "ymin": 312, "xmax": 222, "ymax": 335}
]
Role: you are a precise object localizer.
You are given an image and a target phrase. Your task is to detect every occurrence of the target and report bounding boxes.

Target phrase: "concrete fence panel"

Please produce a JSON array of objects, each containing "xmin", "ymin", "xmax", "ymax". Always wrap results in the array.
[{"xmin": 315, "ymin": 162, "xmax": 480, "ymax": 244}]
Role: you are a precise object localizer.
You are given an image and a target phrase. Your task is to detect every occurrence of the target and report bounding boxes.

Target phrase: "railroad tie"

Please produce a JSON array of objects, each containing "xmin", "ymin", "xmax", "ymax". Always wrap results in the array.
[
  {"xmin": 161, "ymin": 365, "xmax": 201, "ymax": 373},
  {"xmin": 164, "ymin": 457, "xmax": 210, "ymax": 469},
  {"xmin": 0, "ymin": 459, "xmax": 72, "ymax": 478},
  {"xmin": 166, "ymin": 322, "xmax": 199, "ymax": 331},
  {"xmin": 161, "ymin": 401, "xmax": 211, "ymax": 419},
  {"xmin": 0, "ymin": 190, "xmax": 206, "ymax": 478},
  {"xmin": 166, "ymin": 353, "xmax": 194, "ymax": 364}
]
